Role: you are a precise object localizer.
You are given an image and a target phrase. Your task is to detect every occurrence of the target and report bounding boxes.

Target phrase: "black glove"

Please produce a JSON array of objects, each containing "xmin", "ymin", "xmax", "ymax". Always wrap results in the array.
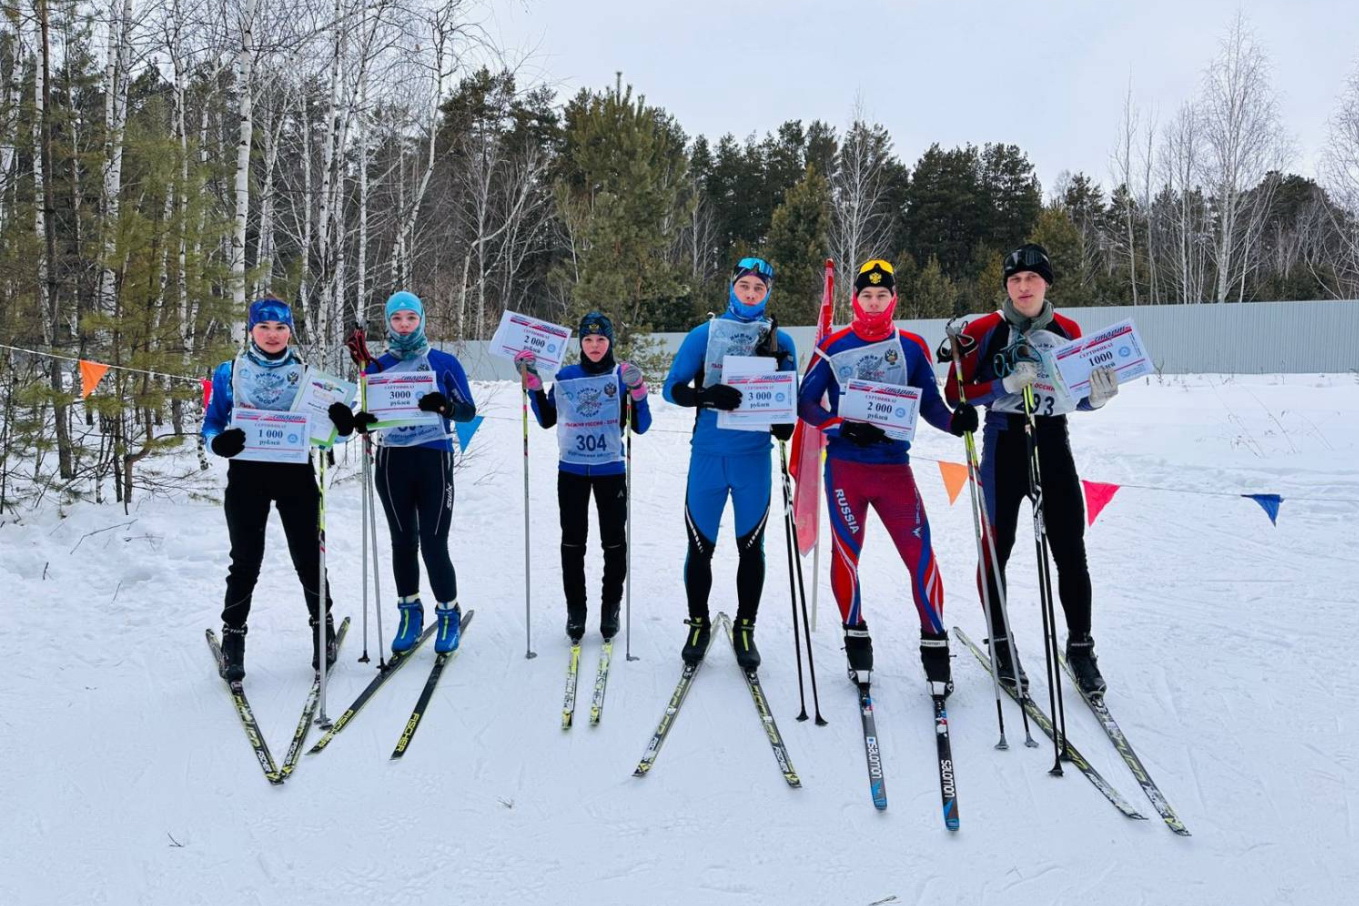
[
  {"xmin": 771, "ymin": 422, "xmax": 795, "ymax": 441},
  {"xmin": 840, "ymin": 421, "xmax": 888, "ymax": 446},
  {"xmin": 754, "ymin": 316, "xmax": 792, "ymax": 366},
  {"xmin": 948, "ymin": 404, "xmax": 978, "ymax": 437},
  {"xmin": 697, "ymin": 383, "xmax": 743, "ymax": 411},
  {"xmin": 417, "ymin": 392, "xmax": 447, "ymax": 414},
  {"xmin": 328, "ymin": 402, "xmax": 355, "ymax": 436},
  {"xmin": 211, "ymin": 428, "xmax": 246, "ymax": 458},
  {"xmin": 354, "ymin": 411, "xmax": 379, "ymax": 434}
]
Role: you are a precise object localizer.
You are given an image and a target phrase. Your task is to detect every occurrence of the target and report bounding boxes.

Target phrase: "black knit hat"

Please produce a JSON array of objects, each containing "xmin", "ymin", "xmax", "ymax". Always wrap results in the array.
[
  {"xmin": 578, "ymin": 311, "xmax": 614, "ymax": 344},
  {"xmin": 853, "ymin": 259, "xmax": 896, "ymax": 294},
  {"xmin": 1002, "ymin": 243, "xmax": 1054, "ymax": 286}
]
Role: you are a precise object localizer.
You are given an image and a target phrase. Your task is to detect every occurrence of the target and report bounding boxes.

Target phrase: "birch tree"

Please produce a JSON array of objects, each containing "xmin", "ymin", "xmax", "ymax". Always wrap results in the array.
[{"xmin": 1198, "ymin": 14, "xmax": 1288, "ymax": 302}]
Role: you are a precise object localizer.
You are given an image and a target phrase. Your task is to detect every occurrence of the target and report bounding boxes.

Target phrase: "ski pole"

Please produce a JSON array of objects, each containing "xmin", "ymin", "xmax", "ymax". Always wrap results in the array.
[
  {"xmin": 316, "ymin": 446, "xmax": 332, "ymax": 728},
  {"xmin": 941, "ymin": 318, "xmax": 1033, "ymax": 749},
  {"xmin": 779, "ymin": 439, "xmax": 826, "ymax": 725},
  {"xmin": 777, "ymin": 440, "xmax": 809, "ymax": 721},
  {"xmin": 1021, "ymin": 381, "xmax": 1069, "ymax": 774},
  {"xmin": 357, "ymin": 370, "xmax": 372, "ymax": 664},
  {"xmin": 522, "ymin": 384, "xmax": 536, "ymax": 660},
  {"xmin": 625, "ymin": 394, "xmax": 638, "ymax": 662}
]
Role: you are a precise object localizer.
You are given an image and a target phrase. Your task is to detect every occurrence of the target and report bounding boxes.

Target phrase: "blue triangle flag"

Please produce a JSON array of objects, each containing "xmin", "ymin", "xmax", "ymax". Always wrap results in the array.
[
  {"xmin": 454, "ymin": 415, "xmax": 484, "ymax": 452},
  {"xmin": 1243, "ymin": 493, "xmax": 1283, "ymax": 526}
]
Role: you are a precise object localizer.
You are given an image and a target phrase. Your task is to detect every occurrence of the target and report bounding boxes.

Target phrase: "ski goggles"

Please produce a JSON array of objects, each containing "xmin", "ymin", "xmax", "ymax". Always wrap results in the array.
[
  {"xmin": 858, "ymin": 259, "xmax": 894, "ymax": 276},
  {"xmin": 731, "ymin": 257, "xmax": 775, "ymax": 284},
  {"xmin": 993, "ymin": 339, "xmax": 1041, "ymax": 376}
]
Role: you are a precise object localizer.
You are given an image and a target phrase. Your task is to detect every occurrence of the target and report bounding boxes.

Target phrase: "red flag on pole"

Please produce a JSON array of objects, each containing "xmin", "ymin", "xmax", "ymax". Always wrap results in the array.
[{"xmin": 789, "ymin": 260, "xmax": 835, "ymax": 556}]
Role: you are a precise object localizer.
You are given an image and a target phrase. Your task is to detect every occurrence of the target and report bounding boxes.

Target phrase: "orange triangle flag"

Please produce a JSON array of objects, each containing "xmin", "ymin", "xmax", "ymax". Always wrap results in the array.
[
  {"xmin": 1082, "ymin": 480, "xmax": 1121, "ymax": 526},
  {"xmin": 79, "ymin": 360, "xmax": 110, "ymax": 399},
  {"xmin": 937, "ymin": 460, "xmax": 969, "ymax": 505}
]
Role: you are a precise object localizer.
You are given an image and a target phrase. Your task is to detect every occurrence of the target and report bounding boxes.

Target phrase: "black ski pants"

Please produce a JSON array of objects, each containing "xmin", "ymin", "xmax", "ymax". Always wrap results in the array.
[
  {"xmin": 374, "ymin": 445, "xmax": 458, "ymax": 603},
  {"xmin": 221, "ymin": 459, "xmax": 332, "ymax": 629},
  {"xmin": 978, "ymin": 415, "xmax": 1093, "ymax": 640},
  {"xmin": 558, "ymin": 471, "xmax": 628, "ymax": 615}
]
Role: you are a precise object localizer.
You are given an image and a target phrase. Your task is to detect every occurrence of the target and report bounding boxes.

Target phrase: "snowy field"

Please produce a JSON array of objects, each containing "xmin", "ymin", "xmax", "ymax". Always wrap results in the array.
[{"xmin": 2, "ymin": 373, "xmax": 1357, "ymax": 906}]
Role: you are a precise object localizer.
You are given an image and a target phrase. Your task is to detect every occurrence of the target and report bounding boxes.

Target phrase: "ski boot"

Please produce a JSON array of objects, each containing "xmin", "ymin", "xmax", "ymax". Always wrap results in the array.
[
  {"xmin": 1066, "ymin": 634, "xmax": 1107, "ymax": 698},
  {"xmin": 391, "ymin": 597, "xmax": 424, "ymax": 653},
  {"xmin": 434, "ymin": 603, "xmax": 461, "ymax": 654},
  {"xmin": 310, "ymin": 614, "xmax": 337, "ymax": 671},
  {"xmin": 990, "ymin": 635, "xmax": 1028, "ymax": 695},
  {"xmin": 920, "ymin": 629, "xmax": 953, "ymax": 698},
  {"xmin": 566, "ymin": 604, "xmax": 587, "ymax": 644},
  {"xmin": 843, "ymin": 620, "xmax": 873, "ymax": 687},
  {"xmin": 599, "ymin": 600, "xmax": 621, "ymax": 641},
  {"xmin": 732, "ymin": 617, "xmax": 761, "ymax": 670},
  {"xmin": 221, "ymin": 625, "xmax": 247, "ymax": 682},
  {"xmin": 680, "ymin": 616, "xmax": 711, "ymax": 666}
]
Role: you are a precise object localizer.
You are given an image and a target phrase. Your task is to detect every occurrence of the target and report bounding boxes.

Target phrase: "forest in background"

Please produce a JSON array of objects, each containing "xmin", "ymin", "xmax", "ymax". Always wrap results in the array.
[{"xmin": 2, "ymin": 2, "xmax": 1357, "ymax": 509}]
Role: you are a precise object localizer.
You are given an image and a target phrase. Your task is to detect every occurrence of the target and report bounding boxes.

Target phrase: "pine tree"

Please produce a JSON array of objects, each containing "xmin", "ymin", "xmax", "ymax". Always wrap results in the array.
[{"xmin": 766, "ymin": 165, "xmax": 830, "ymax": 325}]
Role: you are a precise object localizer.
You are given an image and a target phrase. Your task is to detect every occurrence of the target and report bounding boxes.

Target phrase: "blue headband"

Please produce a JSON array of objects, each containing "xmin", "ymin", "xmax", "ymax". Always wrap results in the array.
[{"xmin": 248, "ymin": 298, "xmax": 294, "ymax": 331}]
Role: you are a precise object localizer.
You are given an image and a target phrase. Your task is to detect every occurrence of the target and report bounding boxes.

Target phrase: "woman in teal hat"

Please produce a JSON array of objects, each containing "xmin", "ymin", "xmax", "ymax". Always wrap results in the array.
[{"xmin": 354, "ymin": 291, "xmax": 477, "ymax": 655}]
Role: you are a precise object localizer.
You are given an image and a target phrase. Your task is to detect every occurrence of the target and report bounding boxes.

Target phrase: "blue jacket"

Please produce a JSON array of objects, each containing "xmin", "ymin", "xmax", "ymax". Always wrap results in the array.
[
  {"xmin": 530, "ymin": 363, "xmax": 652, "ymax": 476},
  {"xmin": 662, "ymin": 315, "xmax": 798, "ymax": 457},
  {"xmin": 364, "ymin": 348, "xmax": 475, "ymax": 453},
  {"xmin": 798, "ymin": 327, "xmax": 952, "ymax": 465}
]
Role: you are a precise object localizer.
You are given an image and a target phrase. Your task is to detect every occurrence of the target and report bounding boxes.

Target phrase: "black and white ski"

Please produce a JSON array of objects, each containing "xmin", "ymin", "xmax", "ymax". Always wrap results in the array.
[
  {"xmin": 562, "ymin": 643, "xmax": 581, "ymax": 729},
  {"xmin": 1061, "ymin": 656, "xmax": 1190, "ymax": 835},
  {"xmin": 633, "ymin": 631, "xmax": 716, "ymax": 777},
  {"xmin": 391, "ymin": 610, "xmax": 475, "ymax": 759},
  {"xmin": 932, "ymin": 690, "xmax": 960, "ymax": 831},
  {"xmin": 718, "ymin": 613, "xmax": 801, "ymax": 788},
  {"xmin": 277, "ymin": 617, "xmax": 351, "ymax": 780},
  {"xmin": 307, "ymin": 622, "xmax": 437, "ymax": 755},
  {"xmin": 588, "ymin": 640, "xmax": 613, "ymax": 726},
  {"xmin": 205, "ymin": 628, "xmax": 282, "ymax": 784},
  {"xmin": 956, "ymin": 626, "xmax": 1146, "ymax": 821}
]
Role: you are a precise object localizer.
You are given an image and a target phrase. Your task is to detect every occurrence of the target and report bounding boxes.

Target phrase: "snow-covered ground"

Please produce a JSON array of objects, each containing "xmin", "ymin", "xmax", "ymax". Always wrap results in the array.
[{"xmin": 2, "ymin": 373, "xmax": 1356, "ymax": 905}]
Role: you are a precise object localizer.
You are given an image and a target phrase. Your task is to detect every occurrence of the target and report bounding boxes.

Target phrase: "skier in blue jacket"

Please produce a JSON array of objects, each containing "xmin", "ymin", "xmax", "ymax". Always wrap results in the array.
[
  {"xmin": 203, "ymin": 297, "xmax": 355, "ymax": 681},
  {"xmin": 662, "ymin": 257, "xmax": 797, "ymax": 669},
  {"xmin": 518, "ymin": 311, "xmax": 652, "ymax": 642},
  {"xmin": 353, "ymin": 291, "xmax": 477, "ymax": 656}
]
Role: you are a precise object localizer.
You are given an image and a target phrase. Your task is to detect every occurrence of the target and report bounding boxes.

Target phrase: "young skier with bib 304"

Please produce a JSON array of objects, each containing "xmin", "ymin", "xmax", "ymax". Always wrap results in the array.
[
  {"xmin": 517, "ymin": 311, "xmax": 652, "ymax": 642},
  {"xmin": 797, "ymin": 260, "xmax": 978, "ymax": 695},
  {"xmin": 662, "ymin": 257, "xmax": 798, "ymax": 670}
]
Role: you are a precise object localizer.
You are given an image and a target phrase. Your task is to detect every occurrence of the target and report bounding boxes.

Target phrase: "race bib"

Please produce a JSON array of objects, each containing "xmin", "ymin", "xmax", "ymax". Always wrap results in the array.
[
  {"xmin": 828, "ymin": 337, "xmax": 908, "ymax": 387},
  {"xmin": 991, "ymin": 328, "xmax": 1077, "ymax": 417},
  {"xmin": 231, "ymin": 354, "xmax": 304, "ymax": 412},
  {"xmin": 703, "ymin": 318, "xmax": 769, "ymax": 389},
  {"xmin": 555, "ymin": 373, "xmax": 623, "ymax": 465}
]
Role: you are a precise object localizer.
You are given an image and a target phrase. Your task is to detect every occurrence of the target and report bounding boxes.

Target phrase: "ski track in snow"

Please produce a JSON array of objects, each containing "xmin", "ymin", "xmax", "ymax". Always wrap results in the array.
[{"xmin": 2, "ymin": 374, "xmax": 1356, "ymax": 905}]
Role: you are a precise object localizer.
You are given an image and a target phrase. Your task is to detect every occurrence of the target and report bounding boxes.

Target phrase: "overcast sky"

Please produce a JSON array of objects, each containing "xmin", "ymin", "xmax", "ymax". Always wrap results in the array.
[{"xmin": 484, "ymin": 0, "xmax": 1359, "ymax": 197}]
